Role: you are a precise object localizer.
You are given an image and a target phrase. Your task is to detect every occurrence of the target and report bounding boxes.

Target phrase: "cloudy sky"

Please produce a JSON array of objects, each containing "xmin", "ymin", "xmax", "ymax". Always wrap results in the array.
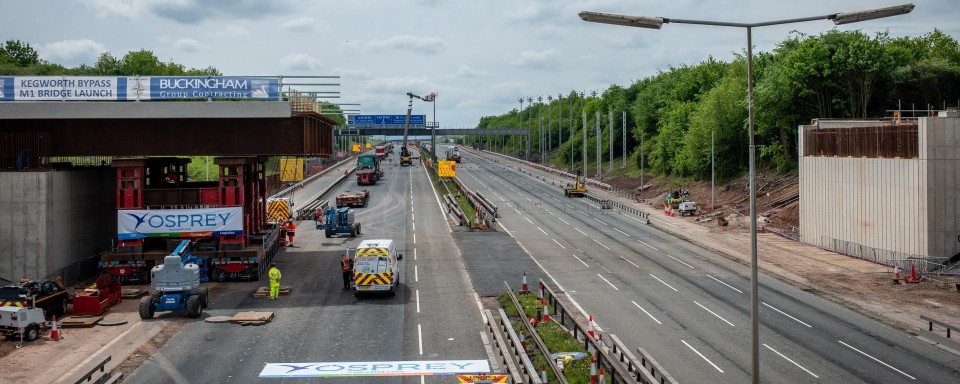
[{"xmin": 5, "ymin": 1, "xmax": 956, "ymax": 127}]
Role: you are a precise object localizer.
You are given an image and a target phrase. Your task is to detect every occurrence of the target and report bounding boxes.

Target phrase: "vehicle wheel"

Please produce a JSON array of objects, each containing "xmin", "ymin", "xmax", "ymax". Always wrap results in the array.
[
  {"xmin": 350, "ymin": 225, "xmax": 357, "ymax": 238},
  {"xmin": 139, "ymin": 296, "xmax": 155, "ymax": 319},
  {"xmin": 150, "ymin": 289, "xmax": 162, "ymax": 298},
  {"xmin": 57, "ymin": 299, "xmax": 68, "ymax": 318},
  {"xmin": 325, "ymin": 228, "xmax": 332, "ymax": 238},
  {"xmin": 198, "ymin": 287, "xmax": 209, "ymax": 308},
  {"xmin": 357, "ymin": 223, "xmax": 362, "ymax": 235},
  {"xmin": 215, "ymin": 270, "xmax": 226, "ymax": 282},
  {"xmin": 186, "ymin": 295, "xmax": 202, "ymax": 318},
  {"xmin": 25, "ymin": 325, "xmax": 39, "ymax": 342},
  {"xmin": 251, "ymin": 266, "xmax": 261, "ymax": 282},
  {"xmin": 388, "ymin": 284, "xmax": 397, "ymax": 297}
]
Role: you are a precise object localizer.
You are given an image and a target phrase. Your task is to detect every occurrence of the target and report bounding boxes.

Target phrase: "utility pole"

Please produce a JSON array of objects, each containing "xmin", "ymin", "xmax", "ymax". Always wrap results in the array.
[
  {"xmin": 595, "ymin": 111, "xmax": 601, "ymax": 178},
  {"xmin": 537, "ymin": 95, "xmax": 543, "ymax": 162},
  {"xmin": 518, "ymin": 97, "xmax": 524, "ymax": 156},
  {"xmin": 527, "ymin": 97, "xmax": 532, "ymax": 161},
  {"xmin": 582, "ymin": 109, "xmax": 587, "ymax": 177},
  {"xmin": 547, "ymin": 95, "xmax": 553, "ymax": 153},
  {"xmin": 609, "ymin": 110, "xmax": 613, "ymax": 166},
  {"xmin": 558, "ymin": 93, "xmax": 563, "ymax": 153},
  {"xmin": 622, "ymin": 110, "xmax": 626, "ymax": 168},
  {"xmin": 712, "ymin": 128, "xmax": 716, "ymax": 210}
]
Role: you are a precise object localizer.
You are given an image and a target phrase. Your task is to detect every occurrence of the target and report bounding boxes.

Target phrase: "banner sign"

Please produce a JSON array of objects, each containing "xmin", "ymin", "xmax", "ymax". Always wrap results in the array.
[
  {"xmin": 118, "ymin": 207, "xmax": 244, "ymax": 240},
  {"xmin": 0, "ymin": 76, "xmax": 279, "ymax": 101},
  {"xmin": 438, "ymin": 160, "xmax": 457, "ymax": 177},
  {"xmin": 348, "ymin": 114, "xmax": 426, "ymax": 127},
  {"xmin": 259, "ymin": 360, "xmax": 490, "ymax": 378}
]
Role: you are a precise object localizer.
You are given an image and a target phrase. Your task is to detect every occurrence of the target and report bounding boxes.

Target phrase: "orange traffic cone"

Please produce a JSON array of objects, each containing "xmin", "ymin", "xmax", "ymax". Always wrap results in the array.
[
  {"xmin": 908, "ymin": 264, "xmax": 919, "ymax": 283},
  {"xmin": 892, "ymin": 265, "xmax": 902, "ymax": 284},
  {"xmin": 49, "ymin": 316, "xmax": 61, "ymax": 341},
  {"xmin": 540, "ymin": 364, "xmax": 548, "ymax": 383},
  {"xmin": 587, "ymin": 315, "xmax": 595, "ymax": 339},
  {"xmin": 520, "ymin": 272, "xmax": 529, "ymax": 294},
  {"xmin": 542, "ymin": 301, "xmax": 551, "ymax": 323},
  {"xmin": 589, "ymin": 356, "xmax": 599, "ymax": 383},
  {"xmin": 537, "ymin": 282, "xmax": 544, "ymax": 302}
]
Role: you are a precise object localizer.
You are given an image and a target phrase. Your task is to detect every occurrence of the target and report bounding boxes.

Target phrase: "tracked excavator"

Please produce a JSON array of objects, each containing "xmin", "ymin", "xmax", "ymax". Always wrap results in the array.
[{"xmin": 401, "ymin": 92, "xmax": 435, "ymax": 165}]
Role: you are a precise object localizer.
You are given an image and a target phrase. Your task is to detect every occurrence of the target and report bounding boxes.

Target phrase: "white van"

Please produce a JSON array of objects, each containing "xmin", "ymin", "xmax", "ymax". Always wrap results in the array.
[{"xmin": 351, "ymin": 239, "xmax": 402, "ymax": 296}]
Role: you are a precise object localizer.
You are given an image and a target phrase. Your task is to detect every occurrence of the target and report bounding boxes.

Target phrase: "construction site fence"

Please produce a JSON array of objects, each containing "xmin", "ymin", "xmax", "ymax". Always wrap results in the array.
[
  {"xmin": 820, "ymin": 237, "xmax": 958, "ymax": 276},
  {"xmin": 50, "ymin": 252, "xmax": 104, "ymax": 288},
  {"xmin": 73, "ymin": 355, "xmax": 121, "ymax": 384}
]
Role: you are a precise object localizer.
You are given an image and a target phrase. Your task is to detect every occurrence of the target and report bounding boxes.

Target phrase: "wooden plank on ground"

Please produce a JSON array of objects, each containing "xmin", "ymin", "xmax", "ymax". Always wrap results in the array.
[
  {"xmin": 61, "ymin": 315, "xmax": 104, "ymax": 328},
  {"xmin": 231, "ymin": 311, "xmax": 274, "ymax": 325},
  {"xmin": 252, "ymin": 286, "xmax": 292, "ymax": 298}
]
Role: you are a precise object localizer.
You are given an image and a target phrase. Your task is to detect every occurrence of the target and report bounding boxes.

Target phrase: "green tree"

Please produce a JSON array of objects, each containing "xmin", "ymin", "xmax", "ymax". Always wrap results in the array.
[{"xmin": 0, "ymin": 40, "xmax": 40, "ymax": 67}]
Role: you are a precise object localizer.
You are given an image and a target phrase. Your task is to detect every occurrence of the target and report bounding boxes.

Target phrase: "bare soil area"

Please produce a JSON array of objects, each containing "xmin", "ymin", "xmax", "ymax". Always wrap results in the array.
[{"xmin": 600, "ymin": 169, "xmax": 960, "ymax": 335}]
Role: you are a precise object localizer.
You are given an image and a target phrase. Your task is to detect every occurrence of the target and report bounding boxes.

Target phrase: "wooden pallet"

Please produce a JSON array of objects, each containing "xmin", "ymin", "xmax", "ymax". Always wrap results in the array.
[
  {"xmin": 121, "ymin": 288, "xmax": 146, "ymax": 299},
  {"xmin": 252, "ymin": 286, "xmax": 292, "ymax": 298},
  {"xmin": 61, "ymin": 315, "xmax": 103, "ymax": 328},
  {"xmin": 230, "ymin": 311, "xmax": 274, "ymax": 326}
]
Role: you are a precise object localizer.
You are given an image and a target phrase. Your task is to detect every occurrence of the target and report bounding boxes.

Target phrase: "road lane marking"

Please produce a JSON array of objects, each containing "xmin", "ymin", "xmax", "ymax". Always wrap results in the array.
[
  {"xmin": 418, "ymin": 324, "xmax": 423, "ymax": 355},
  {"xmin": 552, "ymin": 197, "xmax": 561, "ymax": 202},
  {"xmin": 575, "ymin": 228, "xmax": 588, "ymax": 236},
  {"xmin": 838, "ymin": 340, "xmax": 915, "ymax": 380},
  {"xmin": 414, "ymin": 265, "xmax": 419, "ymax": 282},
  {"xmin": 412, "ymin": 214, "xmax": 415, "ymax": 221},
  {"xmin": 613, "ymin": 227, "xmax": 630, "ymax": 237},
  {"xmin": 412, "ymin": 222, "xmax": 415, "ymax": 231},
  {"xmin": 558, "ymin": 218, "xmax": 570, "ymax": 225},
  {"xmin": 593, "ymin": 239, "xmax": 611, "ymax": 250},
  {"xmin": 573, "ymin": 254, "xmax": 589, "ymax": 267},
  {"xmin": 413, "ymin": 248, "xmax": 417, "ymax": 260},
  {"xmin": 632, "ymin": 301, "xmax": 662, "ymax": 325},
  {"xmin": 707, "ymin": 275, "xmax": 743, "ymax": 294},
  {"xmin": 638, "ymin": 240, "xmax": 658, "ymax": 251},
  {"xmin": 762, "ymin": 302, "xmax": 812, "ymax": 328},
  {"xmin": 619, "ymin": 255, "xmax": 640, "ymax": 268},
  {"xmin": 546, "ymin": 210, "xmax": 555, "ymax": 216},
  {"xmin": 525, "ymin": 217, "xmax": 534, "ymax": 224},
  {"xmin": 649, "ymin": 274, "xmax": 678, "ymax": 292},
  {"xmin": 538, "ymin": 227, "xmax": 549, "ymax": 236},
  {"xmin": 553, "ymin": 239, "xmax": 566, "ymax": 249},
  {"xmin": 413, "ymin": 234, "xmax": 416, "ymax": 244},
  {"xmin": 682, "ymin": 340, "xmax": 723, "ymax": 373},
  {"xmin": 566, "ymin": 204, "xmax": 575, "ymax": 209},
  {"xmin": 597, "ymin": 274, "xmax": 619, "ymax": 290},
  {"xmin": 593, "ymin": 218, "xmax": 608, "ymax": 226},
  {"xmin": 694, "ymin": 301, "xmax": 735, "ymax": 327},
  {"xmin": 577, "ymin": 209, "xmax": 588, "ymax": 215},
  {"xmin": 668, "ymin": 254, "xmax": 695, "ymax": 269},
  {"xmin": 763, "ymin": 344, "xmax": 819, "ymax": 378},
  {"xmin": 416, "ymin": 289, "xmax": 421, "ymax": 313}
]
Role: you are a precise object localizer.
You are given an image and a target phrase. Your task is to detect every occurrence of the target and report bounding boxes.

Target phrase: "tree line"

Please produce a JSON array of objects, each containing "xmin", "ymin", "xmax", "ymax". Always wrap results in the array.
[
  {"xmin": 474, "ymin": 29, "xmax": 960, "ymax": 180},
  {"xmin": 0, "ymin": 39, "xmax": 220, "ymax": 76}
]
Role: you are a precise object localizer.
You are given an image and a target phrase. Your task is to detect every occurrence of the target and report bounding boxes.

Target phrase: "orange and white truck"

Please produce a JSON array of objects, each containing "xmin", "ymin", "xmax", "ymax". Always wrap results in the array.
[{"xmin": 351, "ymin": 239, "xmax": 402, "ymax": 297}]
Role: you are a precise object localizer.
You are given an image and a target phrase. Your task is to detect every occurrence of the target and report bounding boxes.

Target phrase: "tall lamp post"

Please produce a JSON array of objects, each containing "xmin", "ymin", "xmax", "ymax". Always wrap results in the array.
[
  {"xmin": 579, "ymin": 4, "xmax": 915, "ymax": 384},
  {"xmin": 518, "ymin": 97, "xmax": 524, "ymax": 154},
  {"xmin": 527, "ymin": 97, "xmax": 533, "ymax": 160}
]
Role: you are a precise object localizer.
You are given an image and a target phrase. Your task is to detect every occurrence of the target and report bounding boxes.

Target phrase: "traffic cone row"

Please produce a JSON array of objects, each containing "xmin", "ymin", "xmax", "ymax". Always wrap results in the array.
[
  {"xmin": 892, "ymin": 265, "xmax": 902, "ymax": 284},
  {"xmin": 542, "ymin": 300, "xmax": 551, "ymax": 323},
  {"xmin": 519, "ymin": 271, "xmax": 529, "ymax": 294},
  {"xmin": 907, "ymin": 264, "xmax": 920, "ymax": 283}
]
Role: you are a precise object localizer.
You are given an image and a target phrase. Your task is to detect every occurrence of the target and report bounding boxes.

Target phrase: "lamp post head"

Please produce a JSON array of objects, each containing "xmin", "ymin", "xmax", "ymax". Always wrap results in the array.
[
  {"xmin": 548, "ymin": 95, "xmax": 553, "ymax": 102},
  {"xmin": 831, "ymin": 3, "xmax": 914, "ymax": 25},
  {"xmin": 579, "ymin": 11, "xmax": 664, "ymax": 29},
  {"xmin": 528, "ymin": 97, "xmax": 533, "ymax": 103},
  {"xmin": 538, "ymin": 95, "xmax": 543, "ymax": 103}
]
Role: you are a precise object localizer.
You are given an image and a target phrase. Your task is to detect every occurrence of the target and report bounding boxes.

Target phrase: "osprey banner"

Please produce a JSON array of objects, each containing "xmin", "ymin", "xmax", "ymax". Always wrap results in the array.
[{"xmin": 118, "ymin": 208, "xmax": 244, "ymax": 240}]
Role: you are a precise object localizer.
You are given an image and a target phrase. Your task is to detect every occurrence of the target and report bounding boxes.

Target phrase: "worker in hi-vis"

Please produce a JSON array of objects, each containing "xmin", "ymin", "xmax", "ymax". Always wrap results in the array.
[{"xmin": 268, "ymin": 263, "xmax": 281, "ymax": 300}]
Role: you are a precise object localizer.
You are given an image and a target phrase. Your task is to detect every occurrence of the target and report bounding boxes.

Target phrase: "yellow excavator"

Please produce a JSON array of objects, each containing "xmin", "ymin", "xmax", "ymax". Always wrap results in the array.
[{"xmin": 564, "ymin": 170, "xmax": 587, "ymax": 197}]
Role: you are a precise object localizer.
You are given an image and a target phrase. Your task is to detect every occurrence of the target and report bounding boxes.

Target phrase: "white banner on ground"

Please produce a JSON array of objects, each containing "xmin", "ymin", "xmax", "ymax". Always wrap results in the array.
[{"xmin": 259, "ymin": 360, "xmax": 490, "ymax": 378}]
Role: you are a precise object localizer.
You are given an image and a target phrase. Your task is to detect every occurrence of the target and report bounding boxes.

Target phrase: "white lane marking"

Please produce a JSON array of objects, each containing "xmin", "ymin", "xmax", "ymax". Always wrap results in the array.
[
  {"xmin": 707, "ymin": 275, "xmax": 742, "ymax": 294},
  {"xmin": 682, "ymin": 340, "xmax": 724, "ymax": 373},
  {"xmin": 413, "ymin": 234, "xmax": 416, "ymax": 244},
  {"xmin": 412, "ymin": 222, "xmax": 415, "ymax": 231},
  {"xmin": 412, "ymin": 214, "xmax": 415, "ymax": 221},
  {"xmin": 525, "ymin": 217, "xmax": 534, "ymax": 224},
  {"xmin": 575, "ymin": 228, "xmax": 588, "ymax": 236},
  {"xmin": 418, "ymin": 324, "xmax": 424, "ymax": 355},
  {"xmin": 613, "ymin": 227, "xmax": 630, "ymax": 237},
  {"xmin": 413, "ymin": 248, "xmax": 417, "ymax": 261},
  {"xmin": 593, "ymin": 217, "xmax": 608, "ymax": 226},
  {"xmin": 668, "ymin": 254, "xmax": 695, "ymax": 269},
  {"xmin": 838, "ymin": 340, "xmax": 916, "ymax": 380},
  {"xmin": 558, "ymin": 218, "xmax": 570, "ymax": 225},
  {"xmin": 649, "ymin": 274, "xmax": 678, "ymax": 292},
  {"xmin": 763, "ymin": 344, "xmax": 819, "ymax": 378},
  {"xmin": 694, "ymin": 301, "xmax": 735, "ymax": 327},
  {"xmin": 577, "ymin": 209, "xmax": 588, "ymax": 215},
  {"xmin": 538, "ymin": 227, "xmax": 549, "ymax": 236},
  {"xmin": 414, "ymin": 265, "xmax": 419, "ymax": 282},
  {"xmin": 632, "ymin": 301, "xmax": 662, "ymax": 325},
  {"xmin": 553, "ymin": 239, "xmax": 566, "ymax": 249},
  {"xmin": 597, "ymin": 274, "xmax": 619, "ymax": 290},
  {"xmin": 653, "ymin": 218, "xmax": 679, "ymax": 228},
  {"xmin": 573, "ymin": 254, "xmax": 589, "ymax": 267},
  {"xmin": 552, "ymin": 197, "xmax": 561, "ymax": 202},
  {"xmin": 625, "ymin": 215, "xmax": 648, "ymax": 224},
  {"xmin": 762, "ymin": 302, "xmax": 812, "ymax": 328},
  {"xmin": 565, "ymin": 204, "xmax": 575, "ymax": 209},
  {"xmin": 593, "ymin": 239, "xmax": 611, "ymax": 251},
  {"xmin": 638, "ymin": 240, "xmax": 658, "ymax": 251},
  {"xmin": 619, "ymin": 255, "xmax": 640, "ymax": 268},
  {"xmin": 416, "ymin": 289, "xmax": 421, "ymax": 313},
  {"xmin": 546, "ymin": 210, "xmax": 555, "ymax": 216}
]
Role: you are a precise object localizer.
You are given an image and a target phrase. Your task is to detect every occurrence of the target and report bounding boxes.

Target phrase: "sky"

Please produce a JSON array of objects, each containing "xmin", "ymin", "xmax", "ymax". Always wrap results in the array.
[{"xmin": 5, "ymin": 1, "xmax": 958, "ymax": 127}]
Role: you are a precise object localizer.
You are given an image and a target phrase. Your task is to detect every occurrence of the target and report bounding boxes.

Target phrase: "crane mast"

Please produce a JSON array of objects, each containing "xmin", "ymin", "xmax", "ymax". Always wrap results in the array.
[{"xmin": 402, "ymin": 92, "xmax": 434, "ymax": 157}]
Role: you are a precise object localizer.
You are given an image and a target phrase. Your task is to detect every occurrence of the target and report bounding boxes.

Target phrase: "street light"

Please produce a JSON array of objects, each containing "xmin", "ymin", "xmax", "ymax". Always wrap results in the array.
[
  {"xmin": 519, "ymin": 97, "xmax": 525, "ymax": 154},
  {"xmin": 579, "ymin": 4, "xmax": 915, "ymax": 384}
]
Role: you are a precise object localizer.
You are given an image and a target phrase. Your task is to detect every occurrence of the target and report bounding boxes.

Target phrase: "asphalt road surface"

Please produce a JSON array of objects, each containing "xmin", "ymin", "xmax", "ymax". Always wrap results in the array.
[{"xmin": 449, "ymin": 145, "xmax": 960, "ymax": 384}]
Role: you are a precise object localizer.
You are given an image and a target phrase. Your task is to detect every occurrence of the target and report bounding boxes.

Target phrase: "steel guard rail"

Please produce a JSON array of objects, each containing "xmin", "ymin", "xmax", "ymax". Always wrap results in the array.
[{"xmin": 504, "ymin": 281, "xmax": 567, "ymax": 384}]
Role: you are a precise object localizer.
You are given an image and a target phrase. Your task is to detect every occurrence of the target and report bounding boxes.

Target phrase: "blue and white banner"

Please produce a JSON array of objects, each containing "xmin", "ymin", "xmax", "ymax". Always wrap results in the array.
[
  {"xmin": 0, "ymin": 76, "xmax": 280, "ymax": 101},
  {"xmin": 349, "ymin": 114, "xmax": 426, "ymax": 127},
  {"xmin": 259, "ymin": 360, "xmax": 490, "ymax": 378},
  {"xmin": 118, "ymin": 207, "xmax": 244, "ymax": 240}
]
